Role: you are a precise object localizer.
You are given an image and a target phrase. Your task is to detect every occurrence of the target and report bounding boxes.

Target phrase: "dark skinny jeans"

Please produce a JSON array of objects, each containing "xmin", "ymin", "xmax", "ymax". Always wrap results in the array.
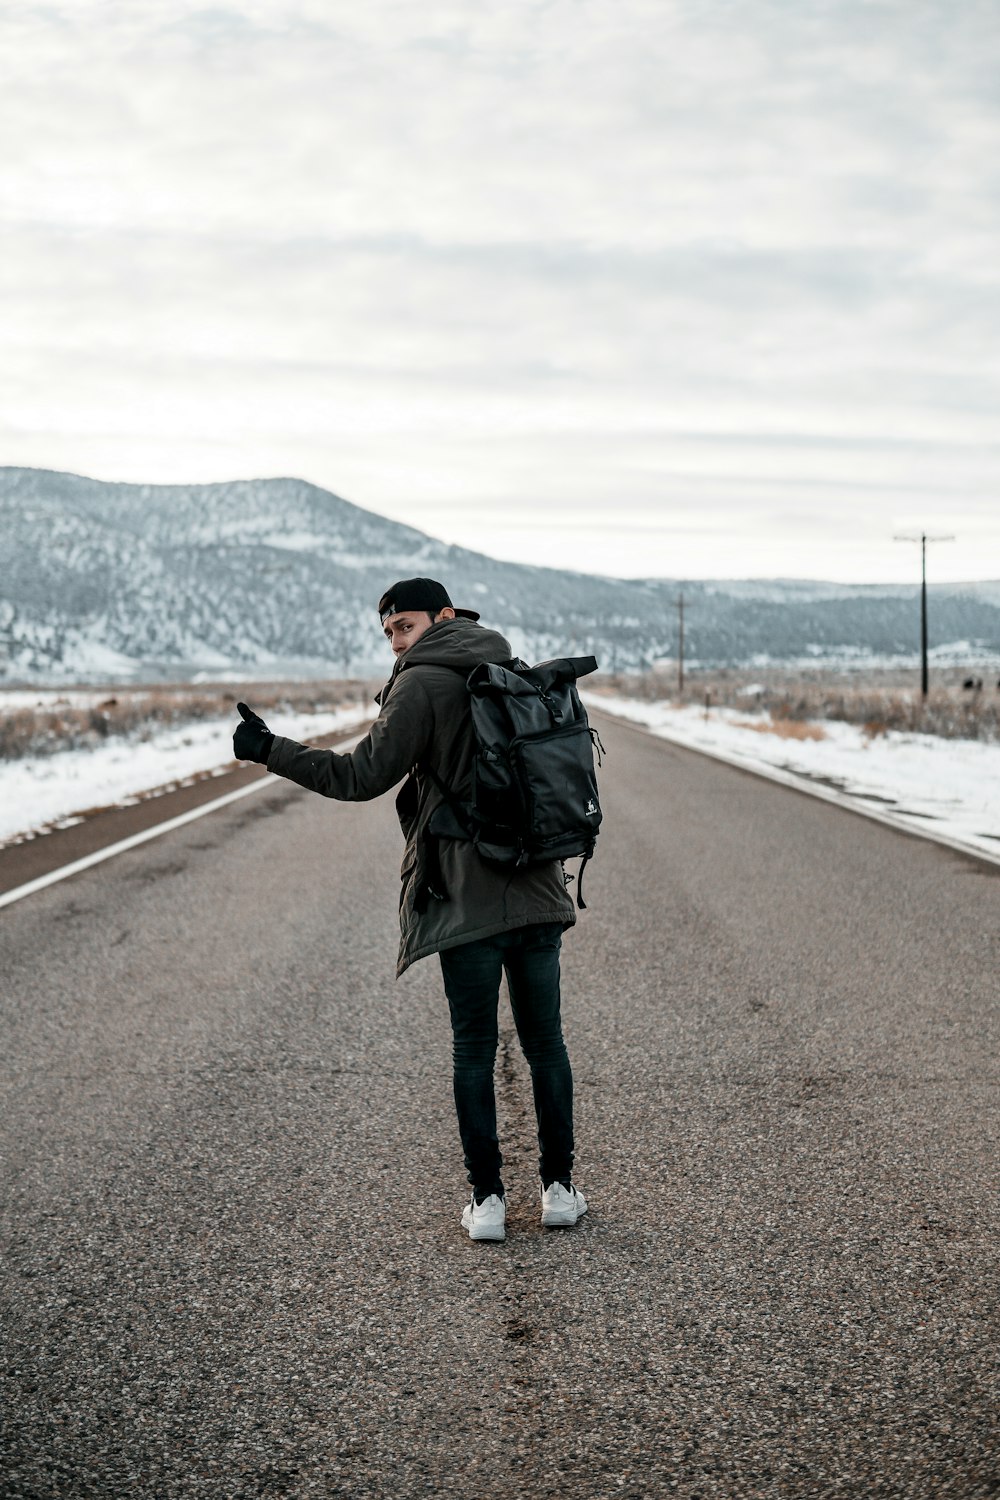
[{"xmin": 438, "ymin": 922, "xmax": 574, "ymax": 1197}]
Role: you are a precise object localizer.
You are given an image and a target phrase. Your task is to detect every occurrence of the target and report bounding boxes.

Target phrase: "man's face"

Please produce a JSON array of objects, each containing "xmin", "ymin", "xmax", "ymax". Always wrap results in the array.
[{"xmin": 383, "ymin": 608, "xmax": 454, "ymax": 658}]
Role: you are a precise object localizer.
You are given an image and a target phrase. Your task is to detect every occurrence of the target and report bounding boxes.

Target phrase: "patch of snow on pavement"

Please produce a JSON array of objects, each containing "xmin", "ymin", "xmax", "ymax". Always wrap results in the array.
[
  {"xmin": 585, "ymin": 692, "xmax": 1000, "ymax": 862},
  {"xmin": 0, "ymin": 703, "xmax": 369, "ymax": 848}
]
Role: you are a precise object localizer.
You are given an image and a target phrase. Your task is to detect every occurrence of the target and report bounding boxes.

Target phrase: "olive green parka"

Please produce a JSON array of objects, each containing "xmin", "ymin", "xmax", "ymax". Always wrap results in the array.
[{"xmin": 265, "ymin": 618, "xmax": 576, "ymax": 975}]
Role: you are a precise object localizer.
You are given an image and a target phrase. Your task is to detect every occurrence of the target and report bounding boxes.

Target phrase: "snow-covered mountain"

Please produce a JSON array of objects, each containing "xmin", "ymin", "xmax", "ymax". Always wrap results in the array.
[{"xmin": 3, "ymin": 467, "xmax": 1000, "ymax": 681}]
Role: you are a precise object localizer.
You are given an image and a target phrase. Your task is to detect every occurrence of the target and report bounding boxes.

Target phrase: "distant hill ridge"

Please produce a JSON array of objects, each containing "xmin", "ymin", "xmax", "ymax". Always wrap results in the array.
[{"xmin": 2, "ymin": 467, "xmax": 998, "ymax": 681}]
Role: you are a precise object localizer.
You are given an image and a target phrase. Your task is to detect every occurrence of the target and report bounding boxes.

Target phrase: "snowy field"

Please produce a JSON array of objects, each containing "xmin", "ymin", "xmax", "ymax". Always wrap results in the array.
[
  {"xmin": 4, "ymin": 688, "xmax": 999, "ymax": 867},
  {"xmin": 1, "ymin": 689, "xmax": 151, "ymax": 710},
  {"xmin": 586, "ymin": 692, "xmax": 1000, "ymax": 863},
  {"xmin": 0, "ymin": 704, "xmax": 367, "ymax": 848}
]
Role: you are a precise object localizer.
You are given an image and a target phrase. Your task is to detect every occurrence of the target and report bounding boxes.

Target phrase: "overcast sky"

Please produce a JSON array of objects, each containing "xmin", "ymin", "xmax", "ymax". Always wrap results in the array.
[{"xmin": 2, "ymin": 1, "xmax": 999, "ymax": 582}]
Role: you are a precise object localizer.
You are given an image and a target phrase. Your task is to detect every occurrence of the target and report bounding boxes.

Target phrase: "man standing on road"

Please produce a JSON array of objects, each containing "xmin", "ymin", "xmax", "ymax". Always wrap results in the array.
[{"xmin": 232, "ymin": 578, "xmax": 588, "ymax": 1244}]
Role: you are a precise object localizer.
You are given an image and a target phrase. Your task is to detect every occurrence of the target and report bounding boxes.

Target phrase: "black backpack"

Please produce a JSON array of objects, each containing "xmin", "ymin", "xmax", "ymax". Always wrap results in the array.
[{"xmin": 425, "ymin": 655, "xmax": 605, "ymax": 908}]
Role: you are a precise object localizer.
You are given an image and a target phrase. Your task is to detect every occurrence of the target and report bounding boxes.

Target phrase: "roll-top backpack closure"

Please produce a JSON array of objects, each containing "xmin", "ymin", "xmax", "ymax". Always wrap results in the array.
[{"xmin": 425, "ymin": 654, "xmax": 604, "ymax": 908}]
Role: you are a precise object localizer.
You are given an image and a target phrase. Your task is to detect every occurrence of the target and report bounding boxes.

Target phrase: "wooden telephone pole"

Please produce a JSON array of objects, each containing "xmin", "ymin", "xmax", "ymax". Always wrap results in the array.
[
  {"xmin": 893, "ymin": 532, "xmax": 955, "ymax": 697},
  {"xmin": 676, "ymin": 594, "xmax": 685, "ymax": 694}
]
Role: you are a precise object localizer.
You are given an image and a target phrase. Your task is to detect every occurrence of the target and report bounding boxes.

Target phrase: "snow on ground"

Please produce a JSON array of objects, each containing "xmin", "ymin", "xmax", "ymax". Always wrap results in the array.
[
  {"xmin": 1, "ymin": 689, "xmax": 152, "ymax": 710},
  {"xmin": 6, "ymin": 686, "xmax": 998, "ymax": 866},
  {"xmin": 586, "ymin": 692, "xmax": 1000, "ymax": 861},
  {"xmin": 0, "ymin": 703, "xmax": 369, "ymax": 848}
]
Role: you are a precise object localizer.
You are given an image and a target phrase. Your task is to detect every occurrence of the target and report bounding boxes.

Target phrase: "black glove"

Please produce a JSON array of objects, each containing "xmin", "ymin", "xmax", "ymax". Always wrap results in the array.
[{"xmin": 233, "ymin": 701, "xmax": 274, "ymax": 765}]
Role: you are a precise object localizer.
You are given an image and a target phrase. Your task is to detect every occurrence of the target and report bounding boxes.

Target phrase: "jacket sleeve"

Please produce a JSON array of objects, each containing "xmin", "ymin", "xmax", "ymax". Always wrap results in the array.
[{"xmin": 265, "ymin": 670, "xmax": 433, "ymax": 801}]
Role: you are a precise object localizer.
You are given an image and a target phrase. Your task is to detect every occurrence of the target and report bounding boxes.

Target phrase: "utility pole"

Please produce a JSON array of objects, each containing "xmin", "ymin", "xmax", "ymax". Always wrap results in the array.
[
  {"xmin": 893, "ymin": 532, "xmax": 955, "ymax": 697},
  {"xmin": 676, "ymin": 593, "xmax": 685, "ymax": 694}
]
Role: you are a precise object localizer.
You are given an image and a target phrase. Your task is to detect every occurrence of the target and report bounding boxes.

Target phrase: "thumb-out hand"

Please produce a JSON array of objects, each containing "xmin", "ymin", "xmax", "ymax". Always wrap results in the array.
[
  {"xmin": 233, "ymin": 702, "xmax": 274, "ymax": 764},
  {"xmin": 238, "ymin": 701, "xmax": 269, "ymax": 729}
]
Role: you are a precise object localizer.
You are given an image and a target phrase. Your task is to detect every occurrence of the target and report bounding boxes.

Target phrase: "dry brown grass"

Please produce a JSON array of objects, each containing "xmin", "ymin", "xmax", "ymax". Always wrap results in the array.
[
  {"xmin": 733, "ymin": 717, "xmax": 827, "ymax": 741},
  {"xmin": 593, "ymin": 666, "xmax": 1000, "ymax": 744},
  {"xmin": 0, "ymin": 680, "xmax": 376, "ymax": 761}
]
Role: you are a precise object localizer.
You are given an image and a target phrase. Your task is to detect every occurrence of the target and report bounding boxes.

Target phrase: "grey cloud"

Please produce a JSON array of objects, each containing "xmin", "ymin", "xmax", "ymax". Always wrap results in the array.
[{"xmin": 2, "ymin": 0, "xmax": 999, "ymax": 580}]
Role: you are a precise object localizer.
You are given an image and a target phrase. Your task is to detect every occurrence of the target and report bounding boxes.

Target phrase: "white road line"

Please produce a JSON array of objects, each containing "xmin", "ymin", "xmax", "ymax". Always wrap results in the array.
[
  {"xmin": 0, "ymin": 733, "xmax": 365, "ymax": 912},
  {"xmin": 592, "ymin": 708, "xmax": 1000, "ymax": 872}
]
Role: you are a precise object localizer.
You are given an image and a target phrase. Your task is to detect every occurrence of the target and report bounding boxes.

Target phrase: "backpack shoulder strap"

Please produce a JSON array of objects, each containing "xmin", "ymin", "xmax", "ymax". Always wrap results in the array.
[{"xmin": 422, "ymin": 762, "xmax": 476, "ymax": 837}]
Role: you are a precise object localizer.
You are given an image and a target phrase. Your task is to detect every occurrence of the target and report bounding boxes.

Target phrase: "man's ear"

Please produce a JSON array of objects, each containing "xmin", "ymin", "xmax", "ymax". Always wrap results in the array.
[{"xmin": 435, "ymin": 607, "xmax": 457, "ymax": 621}]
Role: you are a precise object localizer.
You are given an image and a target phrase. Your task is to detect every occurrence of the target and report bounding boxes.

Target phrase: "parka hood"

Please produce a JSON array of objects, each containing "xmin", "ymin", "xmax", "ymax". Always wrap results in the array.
[{"xmin": 379, "ymin": 618, "xmax": 513, "ymax": 701}]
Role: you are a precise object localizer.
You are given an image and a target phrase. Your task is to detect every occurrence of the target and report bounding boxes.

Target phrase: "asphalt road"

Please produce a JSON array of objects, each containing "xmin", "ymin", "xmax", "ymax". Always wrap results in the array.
[{"xmin": 1, "ymin": 711, "xmax": 998, "ymax": 1499}]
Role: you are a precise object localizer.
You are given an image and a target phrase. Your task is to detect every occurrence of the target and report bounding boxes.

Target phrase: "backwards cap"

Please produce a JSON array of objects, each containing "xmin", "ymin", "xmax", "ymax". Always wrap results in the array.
[{"xmin": 378, "ymin": 577, "xmax": 480, "ymax": 625}]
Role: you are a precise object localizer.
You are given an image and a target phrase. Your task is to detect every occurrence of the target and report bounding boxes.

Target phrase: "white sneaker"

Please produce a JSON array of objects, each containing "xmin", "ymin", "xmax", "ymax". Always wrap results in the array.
[
  {"xmin": 541, "ymin": 1181, "xmax": 588, "ymax": 1227},
  {"xmin": 461, "ymin": 1192, "xmax": 506, "ymax": 1242}
]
